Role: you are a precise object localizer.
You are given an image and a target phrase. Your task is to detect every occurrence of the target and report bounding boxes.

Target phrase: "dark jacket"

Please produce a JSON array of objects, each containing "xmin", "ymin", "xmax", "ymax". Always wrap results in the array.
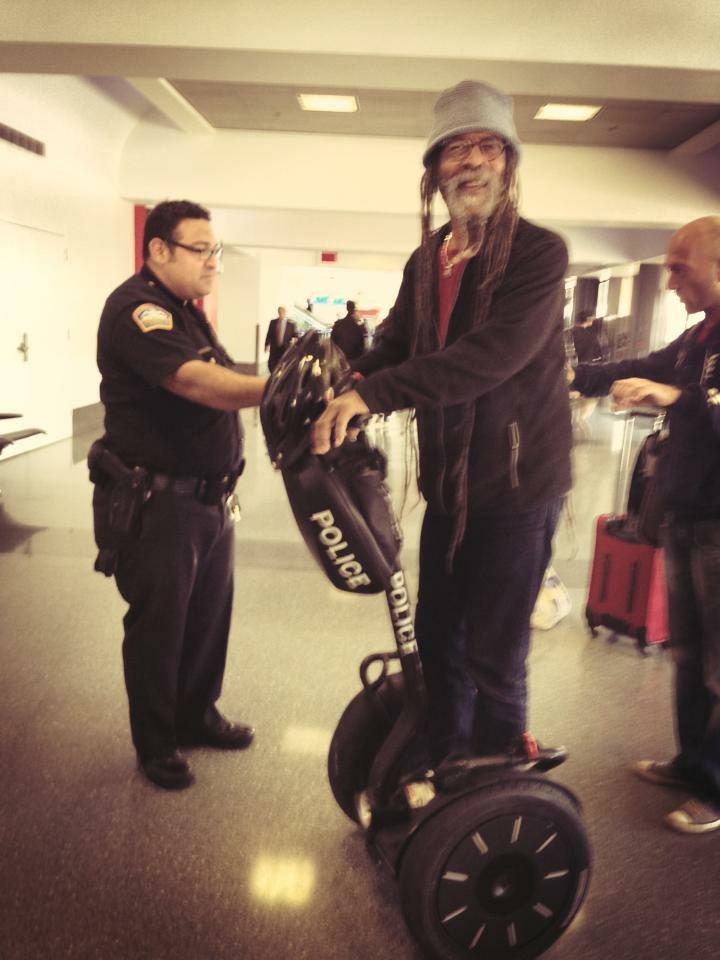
[
  {"xmin": 265, "ymin": 316, "xmax": 297, "ymax": 372},
  {"xmin": 353, "ymin": 217, "xmax": 572, "ymax": 516},
  {"xmin": 331, "ymin": 313, "xmax": 366, "ymax": 360},
  {"xmin": 572, "ymin": 324, "xmax": 604, "ymax": 363},
  {"xmin": 573, "ymin": 320, "xmax": 720, "ymax": 520}
]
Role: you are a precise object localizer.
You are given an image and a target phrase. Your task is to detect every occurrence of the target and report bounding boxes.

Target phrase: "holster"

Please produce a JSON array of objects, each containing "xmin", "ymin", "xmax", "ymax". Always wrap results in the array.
[{"xmin": 88, "ymin": 439, "xmax": 150, "ymax": 576}]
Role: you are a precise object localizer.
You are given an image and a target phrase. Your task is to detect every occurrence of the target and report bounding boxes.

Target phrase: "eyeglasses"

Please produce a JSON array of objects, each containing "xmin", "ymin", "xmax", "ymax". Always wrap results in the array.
[
  {"xmin": 441, "ymin": 137, "xmax": 506, "ymax": 163},
  {"xmin": 167, "ymin": 239, "xmax": 223, "ymax": 261}
]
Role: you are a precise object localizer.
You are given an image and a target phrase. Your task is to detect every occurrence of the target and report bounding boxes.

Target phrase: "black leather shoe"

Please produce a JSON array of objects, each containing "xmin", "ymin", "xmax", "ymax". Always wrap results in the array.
[
  {"xmin": 138, "ymin": 750, "xmax": 195, "ymax": 790},
  {"xmin": 179, "ymin": 718, "xmax": 255, "ymax": 750}
]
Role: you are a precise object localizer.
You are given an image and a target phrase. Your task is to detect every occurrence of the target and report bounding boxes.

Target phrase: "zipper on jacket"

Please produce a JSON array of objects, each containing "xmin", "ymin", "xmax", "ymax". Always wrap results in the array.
[{"xmin": 508, "ymin": 421, "xmax": 520, "ymax": 489}]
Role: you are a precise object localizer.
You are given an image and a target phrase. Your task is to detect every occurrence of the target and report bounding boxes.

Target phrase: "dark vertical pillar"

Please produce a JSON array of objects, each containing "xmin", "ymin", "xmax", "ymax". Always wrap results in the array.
[
  {"xmin": 630, "ymin": 264, "xmax": 665, "ymax": 357},
  {"xmin": 572, "ymin": 277, "xmax": 600, "ymax": 322}
]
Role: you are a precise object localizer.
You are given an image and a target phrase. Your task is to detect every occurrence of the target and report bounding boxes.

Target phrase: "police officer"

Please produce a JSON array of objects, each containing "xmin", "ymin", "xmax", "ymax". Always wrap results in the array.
[{"xmin": 92, "ymin": 199, "xmax": 266, "ymax": 790}]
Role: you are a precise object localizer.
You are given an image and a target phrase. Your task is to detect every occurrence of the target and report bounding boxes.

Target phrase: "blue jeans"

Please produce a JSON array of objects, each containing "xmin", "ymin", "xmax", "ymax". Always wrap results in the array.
[
  {"xmin": 414, "ymin": 497, "xmax": 563, "ymax": 762},
  {"xmin": 662, "ymin": 518, "xmax": 720, "ymax": 799}
]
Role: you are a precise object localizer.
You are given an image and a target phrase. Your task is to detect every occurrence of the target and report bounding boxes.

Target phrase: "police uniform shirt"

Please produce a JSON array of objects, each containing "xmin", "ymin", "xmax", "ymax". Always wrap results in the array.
[{"xmin": 97, "ymin": 266, "xmax": 243, "ymax": 477}]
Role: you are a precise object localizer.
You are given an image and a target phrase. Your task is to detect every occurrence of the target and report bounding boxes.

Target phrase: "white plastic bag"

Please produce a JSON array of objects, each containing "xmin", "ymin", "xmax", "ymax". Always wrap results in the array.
[{"xmin": 531, "ymin": 565, "xmax": 572, "ymax": 630}]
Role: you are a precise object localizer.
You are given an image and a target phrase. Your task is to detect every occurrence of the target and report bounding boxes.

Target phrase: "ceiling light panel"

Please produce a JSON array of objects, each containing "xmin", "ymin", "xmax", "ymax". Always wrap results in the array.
[
  {"xmin": 534, "ymin": 104, "xmax": 602, "ymax": 122},
  {"xmin": 297, "ymin": 93, "xmax": 358, "ymax": 113}
]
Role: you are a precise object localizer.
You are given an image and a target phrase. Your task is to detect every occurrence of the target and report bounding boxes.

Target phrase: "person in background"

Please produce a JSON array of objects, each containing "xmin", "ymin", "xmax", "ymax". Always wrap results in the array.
[
  {"xmin": 312, "ymin": 80, "xmax": 572, "ymax": 768},
  {"xmin": 330, "ymin": 300, "xmax": 367, "ymax": 360},
  {"xmin": 572, "ymin": 309, "xmax": 605, "ymax": 364},
  {"xmin": 91, "ymin": 199, "xmax": 267, "ymax": 791},
  {"xmin": 568, "ymin": 310, "xmax": 605, "ymax": 425},
  {"xmin": 570, "ymin": 216, "xmax": 720, "ymax": 834},
  {"xmin": 264, "ymin": 305, "xmax": 297, "ymax": 372}
]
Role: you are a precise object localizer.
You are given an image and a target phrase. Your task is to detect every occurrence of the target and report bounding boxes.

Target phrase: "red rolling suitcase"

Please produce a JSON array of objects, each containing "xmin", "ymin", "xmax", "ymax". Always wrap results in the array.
[
  {"xmin": 586, "ymin": 516, "xmax": 668, "ymax": 651},
  {"xmin": 585, "ymin": 412, "xmax": 669, "ymax": 653}
]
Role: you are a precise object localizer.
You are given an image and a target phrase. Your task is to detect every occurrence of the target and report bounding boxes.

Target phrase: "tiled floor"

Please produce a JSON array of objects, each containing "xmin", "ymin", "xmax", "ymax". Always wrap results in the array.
[{"xmin": 1, "ymin": 407, "xmax": 718, "ymax": 960}]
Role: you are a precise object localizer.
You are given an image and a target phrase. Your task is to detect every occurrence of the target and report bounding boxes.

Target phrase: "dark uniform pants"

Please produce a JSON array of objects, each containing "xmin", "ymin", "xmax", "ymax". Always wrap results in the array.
[{"xmin": 113, "ymin": 490, "xmax": 235, "ymax": 759}]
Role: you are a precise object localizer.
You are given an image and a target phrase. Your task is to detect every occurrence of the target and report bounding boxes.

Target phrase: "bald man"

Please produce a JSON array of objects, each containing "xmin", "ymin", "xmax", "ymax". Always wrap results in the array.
[{"xmin": 569, "ymin": 216, "xmax": 720, "ymax": 835}]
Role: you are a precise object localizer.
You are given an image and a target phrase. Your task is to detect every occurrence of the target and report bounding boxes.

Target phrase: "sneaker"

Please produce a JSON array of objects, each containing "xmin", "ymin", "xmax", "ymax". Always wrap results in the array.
[
  {"xmin": 633, "ymin": 759, "xmax": 697, "ymax": 790},
  {"xmin": 665, "ymin": 798, "xmax": 720, "ymax": 835}
]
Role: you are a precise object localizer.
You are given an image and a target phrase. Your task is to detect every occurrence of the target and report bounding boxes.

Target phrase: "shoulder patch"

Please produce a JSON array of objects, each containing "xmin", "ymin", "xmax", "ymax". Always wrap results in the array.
[{"xmin": 132, "ymin": 303, "xmax": 173, "ymax": 333}]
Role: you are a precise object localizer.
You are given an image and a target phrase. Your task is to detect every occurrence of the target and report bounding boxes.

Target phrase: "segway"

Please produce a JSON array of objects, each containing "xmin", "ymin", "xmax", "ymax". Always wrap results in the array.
[{"xmin": 261, "ymin": 332, "xmax": 591, "ymax": 960}]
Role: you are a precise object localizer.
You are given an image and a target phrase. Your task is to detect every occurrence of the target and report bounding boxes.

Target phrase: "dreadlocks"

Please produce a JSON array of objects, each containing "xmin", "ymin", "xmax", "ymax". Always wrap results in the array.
[
  {"xmin": 413, "ymin": 149, "xmax": 521, "ymax": 564},
  {"xmin": 415, "ymin": 149, "xmax": 520, "ymax": 353}
]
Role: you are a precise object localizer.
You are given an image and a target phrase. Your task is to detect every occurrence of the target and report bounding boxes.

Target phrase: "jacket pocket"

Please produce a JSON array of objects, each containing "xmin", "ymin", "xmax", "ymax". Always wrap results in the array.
[{"xmin": 508, "ymin": 421, "xmax": 520, "ymax": 489}]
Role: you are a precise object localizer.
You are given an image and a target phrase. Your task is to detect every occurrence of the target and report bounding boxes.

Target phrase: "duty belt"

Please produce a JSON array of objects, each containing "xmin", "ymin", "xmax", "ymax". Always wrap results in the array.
[
  {"xmin": 88, "ymin": 440, "xmax": 240, "ymax": 504},
  {"xmin": 149, "ymin": 472, "xmax": 237, "ymax": 504}
]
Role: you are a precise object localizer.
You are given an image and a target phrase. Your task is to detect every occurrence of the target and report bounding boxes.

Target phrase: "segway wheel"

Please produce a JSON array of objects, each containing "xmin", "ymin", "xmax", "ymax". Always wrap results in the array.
[
  {"xmin": 398, "ymin": 778, "xmax": 590, "ymax": 960},
  {"xmin": 328, "ymin": 672, "xmax": 405, "ymax": 822}
]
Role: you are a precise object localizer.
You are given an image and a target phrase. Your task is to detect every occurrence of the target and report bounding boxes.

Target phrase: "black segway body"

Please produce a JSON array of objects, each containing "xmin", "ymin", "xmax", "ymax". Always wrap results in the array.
[
  {"xmin": 261, "ymin": 332, "xmax": 591, "ymax": 960},
  {"xmin": 328, "ymin": 670, "xmax": 591, "ymax": 960}
]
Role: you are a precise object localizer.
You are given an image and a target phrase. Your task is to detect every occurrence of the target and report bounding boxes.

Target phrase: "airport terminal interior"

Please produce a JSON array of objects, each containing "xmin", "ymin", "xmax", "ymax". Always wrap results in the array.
[{"xmin": 2, "ymin": 3, "xmax": 720, "ymax": 960}]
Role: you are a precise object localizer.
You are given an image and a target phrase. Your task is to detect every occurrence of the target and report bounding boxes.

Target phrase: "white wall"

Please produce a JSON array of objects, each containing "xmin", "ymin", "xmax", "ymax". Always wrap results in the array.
[
  {"xmin": 523, "ymin": 145, "xmax": 720, "ymax": 228},
  {"xmin": 121, "ymin": 122, "xmax": 720, "ymax": 231},
  {"xmin": 210, "ymin": 206, "xmax": 419, "ymax": 256},
  {"xmin": 121, "ymin": 126, "xmax": 423, "ymax": 217},
  {"xmin": 217, "ymin": 248, "xmax": 261, "ymax": 363},
  {"xmin": 1, "ymin": 74, "xmax": 136, "ymax": 454}
]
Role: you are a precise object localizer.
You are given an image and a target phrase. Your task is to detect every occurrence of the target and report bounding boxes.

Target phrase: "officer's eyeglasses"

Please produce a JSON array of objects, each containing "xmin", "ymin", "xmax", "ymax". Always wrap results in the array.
[
  {"xmin": 167, "ymin": 239, "xmax": 224, "ymax": 262},
  {"xmin": 441, "ymin": 137, "xmax": 506, "ymax": 163}
]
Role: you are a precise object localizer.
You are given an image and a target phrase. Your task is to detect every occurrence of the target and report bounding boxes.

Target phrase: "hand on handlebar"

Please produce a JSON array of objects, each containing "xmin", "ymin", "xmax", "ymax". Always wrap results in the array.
[{"xmin": 311, "ymin": 388, "xmax": 371, "ymax": 454}]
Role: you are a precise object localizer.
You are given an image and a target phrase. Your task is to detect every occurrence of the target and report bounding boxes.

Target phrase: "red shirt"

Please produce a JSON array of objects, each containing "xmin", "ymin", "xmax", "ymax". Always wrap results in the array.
[{"xmin": 437, "ymin": 247, "xmax": 468, "ymax": 346}]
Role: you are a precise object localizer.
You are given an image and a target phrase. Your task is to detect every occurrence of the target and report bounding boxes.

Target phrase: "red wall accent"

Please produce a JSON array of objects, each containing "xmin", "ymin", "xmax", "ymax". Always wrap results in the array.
[{"xmin": 133, "ymin": 204, "xmax": 147, "ymax": 273}]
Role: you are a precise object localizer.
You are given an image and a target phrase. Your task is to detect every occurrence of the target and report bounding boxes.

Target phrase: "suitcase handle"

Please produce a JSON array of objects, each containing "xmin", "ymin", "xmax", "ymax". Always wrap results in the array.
[{"xmin": 627, "ymin": 560, "xmax": 639, "ymax": 612}]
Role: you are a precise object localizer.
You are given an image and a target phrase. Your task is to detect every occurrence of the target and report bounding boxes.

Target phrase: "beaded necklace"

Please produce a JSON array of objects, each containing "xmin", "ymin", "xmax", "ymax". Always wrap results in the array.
[{"xmin": 439, "ymin": 232, "xmax": 455, "ymax": 277}]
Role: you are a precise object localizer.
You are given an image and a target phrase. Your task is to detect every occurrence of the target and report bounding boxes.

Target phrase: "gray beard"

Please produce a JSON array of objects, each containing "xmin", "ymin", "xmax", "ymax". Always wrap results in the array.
[{"xmin": 441, "ymin": 170, "xmax": 503, "ymax": 229}]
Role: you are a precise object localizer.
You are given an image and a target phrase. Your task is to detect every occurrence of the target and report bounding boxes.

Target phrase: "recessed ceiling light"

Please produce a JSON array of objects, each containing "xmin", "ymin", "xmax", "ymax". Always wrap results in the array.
[
  {"xmin": 297, "ymin": 93, "xmax": 358, "ymax": 113},
  {"xmin": 534, "ymin": 103, "xmax": 602, "ymax": 122}
]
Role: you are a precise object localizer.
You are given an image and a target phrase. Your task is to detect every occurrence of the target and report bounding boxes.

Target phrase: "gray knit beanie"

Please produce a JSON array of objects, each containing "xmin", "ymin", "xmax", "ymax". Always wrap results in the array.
[{"xmin": 423, "ymin": 80, "xmax": 521, "ymax": 166}]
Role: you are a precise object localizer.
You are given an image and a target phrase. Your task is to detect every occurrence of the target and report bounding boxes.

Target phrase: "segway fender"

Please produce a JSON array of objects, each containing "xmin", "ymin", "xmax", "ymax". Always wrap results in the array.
[{"xmin": 281, "ymin": 455, "xmax": 394, "ymax": 595}]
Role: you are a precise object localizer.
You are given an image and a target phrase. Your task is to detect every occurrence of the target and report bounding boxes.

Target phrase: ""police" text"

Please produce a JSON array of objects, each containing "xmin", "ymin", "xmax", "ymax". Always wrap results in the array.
[{"xmin": 310, "ymin": 509, "xmax": 372, "ymax": 589}]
